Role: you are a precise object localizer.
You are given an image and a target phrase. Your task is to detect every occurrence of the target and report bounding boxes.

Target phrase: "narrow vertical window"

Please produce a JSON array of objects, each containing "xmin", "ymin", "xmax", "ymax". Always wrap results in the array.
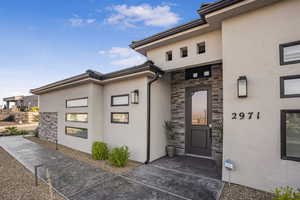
[
  {"xmin": 180, "ymin": 47, "xmax": 188, "ymax": 58},
  {"xmin": 166, "ymin": 51, "xmax": 172, "ymax": 61},
  {"xmin": 197, "ymin": 42, "xmax": 206, "ymax": 54}
]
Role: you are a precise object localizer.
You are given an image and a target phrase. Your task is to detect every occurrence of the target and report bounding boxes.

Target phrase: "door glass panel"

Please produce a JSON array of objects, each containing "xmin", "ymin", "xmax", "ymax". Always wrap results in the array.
[{"xmin": 191, "ymin": 90, "xmax": 207, "ymax": 125}]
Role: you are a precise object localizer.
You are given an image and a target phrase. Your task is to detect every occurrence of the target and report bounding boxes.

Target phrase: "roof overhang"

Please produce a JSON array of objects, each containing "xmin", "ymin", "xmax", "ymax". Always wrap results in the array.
[
  {"xmin": 3, "ymin": 96, "xmax": 24, "ymax": 102},
  {"xmin": 30, "ymin": 61, "xmax": 163, "ymax": 95},
  {"xmin": 130, "ymin": 0, "xmax": 282, "ymax": 53}
]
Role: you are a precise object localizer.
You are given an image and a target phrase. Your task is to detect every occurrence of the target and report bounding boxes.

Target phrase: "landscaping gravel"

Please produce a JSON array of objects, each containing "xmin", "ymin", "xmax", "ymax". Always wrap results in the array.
[
  {"xmin": 220, "ymin": 183, "xmax": 273, "ymax": 200},
  {"xmin": 26, "ymin": 136, "xmax": 141, "ymax": 174},
  {"xmin": 0, "ymin": 147, "xmax": 64, "ymax": 200}
]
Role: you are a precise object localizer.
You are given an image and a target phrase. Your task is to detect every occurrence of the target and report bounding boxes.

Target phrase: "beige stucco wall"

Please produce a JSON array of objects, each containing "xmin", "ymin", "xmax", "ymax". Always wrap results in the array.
[
  {"xmin": 39, "ymin": 83, "xmax": 103, "ymax": 154},
  {"xmin": 150, "ymin": 74, "xmax": 171, "ymax": 161},
  {"xmin": 222, "ymin": 0, "xmax": 300, "ymax": 191},
  {"xmin": 147, "ymin": 30, "xmax": 222, "ymax": 71},
  {"xmin": 103, "ymin": 77, "xmax": 148, "ymax": 163}
]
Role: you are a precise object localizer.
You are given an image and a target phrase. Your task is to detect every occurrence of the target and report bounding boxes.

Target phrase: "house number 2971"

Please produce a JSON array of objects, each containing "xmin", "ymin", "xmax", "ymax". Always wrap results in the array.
[{"xmin": 232, "ymin": 112, "xmax": 260, "ymax": 120}]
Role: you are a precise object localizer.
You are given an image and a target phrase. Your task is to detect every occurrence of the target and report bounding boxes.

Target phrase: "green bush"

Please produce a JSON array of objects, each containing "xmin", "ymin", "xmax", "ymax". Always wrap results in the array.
[
  {"xmin": 108, "ymin": 146, "xmax": 129, "ymax": 167},
  {"xmin": 4, "ymin": 127, "xmax": 19, "ymax": 135},
  {"xmin": 18, "ymin": 130, "xmax": 29, "ymax": 135},
  {"xmin": 30, "ymin": 106, "xmax": 39, "ymax": 112},
  {"xmin": 92, "ymin": 142, "xmax": 109, "ymax": 160},
  {"xmin": 273, "ymin": 186, "xmax": 300, "ymax": 200}
]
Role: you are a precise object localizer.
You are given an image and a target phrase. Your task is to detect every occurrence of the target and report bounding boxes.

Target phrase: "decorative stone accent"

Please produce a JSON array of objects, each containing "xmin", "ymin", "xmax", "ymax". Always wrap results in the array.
[
  {"xmin": 38, "ymin": 112, "xmax": 58, "ymax": 142},
  {"xmin": 170, "ymin": 64, "xmax": 223, "ymax": 160}
]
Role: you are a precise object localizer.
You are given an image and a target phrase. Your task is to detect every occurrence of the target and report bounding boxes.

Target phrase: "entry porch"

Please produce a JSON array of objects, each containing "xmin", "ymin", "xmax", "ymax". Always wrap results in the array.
[{"xmin": 167, "ymin": 63, "xmax": 223, "ymax": 163}]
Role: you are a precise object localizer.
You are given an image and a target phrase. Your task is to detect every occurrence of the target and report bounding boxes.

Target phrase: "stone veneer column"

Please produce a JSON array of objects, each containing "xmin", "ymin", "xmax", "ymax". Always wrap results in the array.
[
  {"xmin": 170, "ymin": 64, "xmax": 223, "ymax": 160},
  {"xmin": 38, "ymin": 112, "xmax": 58, "ymax": 142}
]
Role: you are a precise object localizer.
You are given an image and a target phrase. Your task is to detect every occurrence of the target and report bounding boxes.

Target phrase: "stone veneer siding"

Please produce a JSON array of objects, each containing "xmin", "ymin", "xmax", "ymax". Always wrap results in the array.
[
  {"xmin": 38, "ymin": 112, "xmax": 58, "ymax": 142},
  {"xmin": 171, "ymin": 64, "xmax": 223, "ymax": 160}
]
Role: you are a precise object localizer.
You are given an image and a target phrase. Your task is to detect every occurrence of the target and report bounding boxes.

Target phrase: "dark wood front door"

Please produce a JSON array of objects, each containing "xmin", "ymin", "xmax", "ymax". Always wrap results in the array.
[{"xmin": 185, "ymin": 87, "xmax": 212, "ymax": 157}]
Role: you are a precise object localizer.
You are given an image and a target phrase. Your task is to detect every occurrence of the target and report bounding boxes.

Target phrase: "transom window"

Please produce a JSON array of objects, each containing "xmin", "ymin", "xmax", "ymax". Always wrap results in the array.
[
  {"xmin": 111, "ymin": 94, "xmax": 129, "ymax": 106},
  {"xmin": 280, "ymin": 40, "xmax": 300, "ymax": 65},
  {"xmin": 180, "ymin": 47, "xmax": 188, "ymax": 58},
  {"xmin": 66, "ymin": 97, "xmax": 88, "ymax": 108},
  {"xmin": 197, "ymin": 42, "xmax": 206, "ymax": 54},
  {"xmin": 281, "ymin": 110, "xmax": 300, "ymax": 162},
  {"xmin": 111, "ymin": 112, "xmax": 129, "ymax": 124},
  {"xmin": 65, "ymin": 126, "xmax": 88, "ymax": 139},
  {"xmin": 66, "ymin": 113, "xmax": 88, "ymax": 122},
  {"xmin": 280, "ymin": 75, "xmax": 300, "ymax": 98},
  {"xmin": 166, "ymin": 51, "xmax": 172, "ymax": 61}
]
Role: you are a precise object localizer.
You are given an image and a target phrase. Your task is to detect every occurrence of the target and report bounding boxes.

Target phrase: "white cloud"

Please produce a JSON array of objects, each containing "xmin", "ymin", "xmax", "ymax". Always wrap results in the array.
[
  {"xmin": 98, "ymin": 47, "xmax": 147, "ymax": 67},
  {"xmin": 69, "ymin": 16, "xmax": 96, "ymax": 27},
  {"xmin": 106, "ymin": 4, "xmax": 180, "ymax": 27}
]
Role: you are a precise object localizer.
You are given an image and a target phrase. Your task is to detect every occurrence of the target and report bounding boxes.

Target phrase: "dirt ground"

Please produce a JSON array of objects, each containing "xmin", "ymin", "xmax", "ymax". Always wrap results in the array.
[
  {"xmin": 26, "ymin": 136, "xmax": 141, "ymax": 174},
  {"xmin": 220, "ymin": 183, "xmax": 273, "ymax": 200},
  {"xmin": 0, "ymin": 147, "xmax": 64, "ymax": 200}
]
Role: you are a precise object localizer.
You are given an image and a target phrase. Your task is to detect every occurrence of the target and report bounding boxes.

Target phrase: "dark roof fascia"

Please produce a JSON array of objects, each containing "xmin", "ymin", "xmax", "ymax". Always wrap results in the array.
[
  {"xmin": 197, "ymin": 0, "xmax": 245, "ymax": 15},
  {"xmin": 102, "ymin": 61, "xmax": 164, "ymax": 80},
  {"xmin": 31, "ymin": 61, "xmax": 163, "ymax": 94},
  {"xmin": 130, "ymin": 19, "xmax": 206, "ymax": 49},
  {"xmin": 30, "ymin": 71, "xmax": 100, "ymax": 94}
]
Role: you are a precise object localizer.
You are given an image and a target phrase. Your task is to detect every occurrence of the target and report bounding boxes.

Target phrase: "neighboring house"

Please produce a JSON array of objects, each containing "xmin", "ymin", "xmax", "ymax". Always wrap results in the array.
[
  {"xmin": 31, "ymin": 0, "xmax": 300, "ymax": 192},
  {"xmin": 3, "ymin": 95, "xmax": 39, "ymax": 110}
]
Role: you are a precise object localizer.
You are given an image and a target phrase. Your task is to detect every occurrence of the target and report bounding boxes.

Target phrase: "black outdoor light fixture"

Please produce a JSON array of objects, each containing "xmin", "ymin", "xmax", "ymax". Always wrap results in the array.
[
  {"xmin": 131, "ymin": 90, "xmax": 139, "ymax": 104},
  {"xmin": 237, "ymin": 76, "xmax": 248, "ymax": 98}
]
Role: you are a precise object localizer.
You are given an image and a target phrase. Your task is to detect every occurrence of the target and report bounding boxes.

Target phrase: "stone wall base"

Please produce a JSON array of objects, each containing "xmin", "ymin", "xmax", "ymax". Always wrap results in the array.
[{"xmin": 38, "ymin": 112, "xmax": 58, "ymax": 142}]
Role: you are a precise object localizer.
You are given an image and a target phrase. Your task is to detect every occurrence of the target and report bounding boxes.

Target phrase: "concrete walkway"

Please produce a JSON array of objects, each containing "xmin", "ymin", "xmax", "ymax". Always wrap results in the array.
[{"xmin": 0, "ymin": 136, "xmax": 222, "ymax": 200}]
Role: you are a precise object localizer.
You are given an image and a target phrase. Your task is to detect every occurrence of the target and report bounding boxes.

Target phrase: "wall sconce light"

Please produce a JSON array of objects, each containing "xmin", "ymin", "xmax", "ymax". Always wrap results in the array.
[
  {"xmin": 237, "ymin": 76, "xmax": 247, "ymax": 98},
  {"xmin": 131, "ymin": 90, "xmax": 139, "ymax": 104}
]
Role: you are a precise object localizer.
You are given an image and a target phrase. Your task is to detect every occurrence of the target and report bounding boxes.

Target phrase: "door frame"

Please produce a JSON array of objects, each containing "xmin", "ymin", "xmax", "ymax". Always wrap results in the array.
[{"xmin": 185, "ymin": 86, "xmax": 212, "ymax": 156}]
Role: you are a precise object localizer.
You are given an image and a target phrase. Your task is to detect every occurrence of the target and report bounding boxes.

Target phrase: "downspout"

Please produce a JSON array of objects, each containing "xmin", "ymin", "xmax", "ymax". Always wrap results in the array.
[{"xmin": 145, "ymin": 72, "xmax": 160, "ymax": 164}]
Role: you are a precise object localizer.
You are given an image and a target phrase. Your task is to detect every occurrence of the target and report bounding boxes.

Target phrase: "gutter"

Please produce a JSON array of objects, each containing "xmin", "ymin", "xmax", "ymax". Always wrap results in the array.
[{"xmin": 145, "ymin": 72, "xmax": 160, "ymax": 164}]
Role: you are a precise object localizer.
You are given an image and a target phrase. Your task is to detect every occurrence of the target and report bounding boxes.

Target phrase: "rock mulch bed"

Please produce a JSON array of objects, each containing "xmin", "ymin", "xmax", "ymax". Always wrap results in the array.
[
  {"xmin": 0, "ymin": 147, "xmax": 64, "ymax": 200},
  {"xmin": 26, "ymin": 136, "xmax": 141, "ymax": 174},
  {"xmin": 220, "ymin": 183, "xmax": 273, "ymax": 200}
]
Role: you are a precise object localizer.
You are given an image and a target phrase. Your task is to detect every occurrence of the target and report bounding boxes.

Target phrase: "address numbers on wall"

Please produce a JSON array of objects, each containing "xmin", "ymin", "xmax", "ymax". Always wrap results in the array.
[{"xmin": 232, "ymin": 112, "xmax": 260, "ymax": 120}]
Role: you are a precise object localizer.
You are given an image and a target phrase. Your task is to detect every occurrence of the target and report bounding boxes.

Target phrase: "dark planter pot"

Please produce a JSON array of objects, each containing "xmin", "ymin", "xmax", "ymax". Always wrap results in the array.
[{"xmin": 166, "ymin": 145, "xmax": 175, "ymax": 157}]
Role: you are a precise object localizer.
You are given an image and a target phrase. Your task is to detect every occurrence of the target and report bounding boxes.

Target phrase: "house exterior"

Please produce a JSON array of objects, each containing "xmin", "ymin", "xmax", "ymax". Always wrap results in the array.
[
  {"xmin": 31, "ymin": 0, "xmax": 300, "ymax": 193},
  {"xmin": 3, "ymin": 95, "xmax": 39, "ymax": 110}
]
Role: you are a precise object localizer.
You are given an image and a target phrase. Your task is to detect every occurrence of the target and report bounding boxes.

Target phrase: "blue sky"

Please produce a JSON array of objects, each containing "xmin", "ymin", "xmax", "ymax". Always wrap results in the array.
[{"xmin": 0, "ymin": 0, "xmax": 212, "ymax": 105}]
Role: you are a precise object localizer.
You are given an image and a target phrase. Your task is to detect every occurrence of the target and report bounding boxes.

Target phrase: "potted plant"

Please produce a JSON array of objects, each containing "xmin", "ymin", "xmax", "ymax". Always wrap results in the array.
[
  {"xmin": 214, "ymin": 119, "xmax": 223, "ymax": 169},
  {"xmin": 163, "ymin": 120, "xmax": 176, "ymax": 157}
]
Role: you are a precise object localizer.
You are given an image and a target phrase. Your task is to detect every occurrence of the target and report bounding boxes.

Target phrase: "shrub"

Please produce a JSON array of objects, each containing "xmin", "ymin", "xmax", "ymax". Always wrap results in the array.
[
  {"xmin": 273, "ymin": 186, "xmax": 300, "ymax": 200},
  {"xmin": 33, "ymin": 127, "xmax": 39, "ymax": 137},
  {"xmin": 108, "ymin": 146, "xmax": 129, "ymax": 167},
  {"xmin": 92, "ymin": 142, "xmax": 109, "ymax": 160},
  {"xmin": 18, "ymin": 130, "xmax": 29, "ymax": 135},
  {"xmin": 30, "ymin": 106, "xmax": 39, "ymax": 112},
  {"xmin": 4, "ymin": 126, "xmax": 19, "ymax": 135}
]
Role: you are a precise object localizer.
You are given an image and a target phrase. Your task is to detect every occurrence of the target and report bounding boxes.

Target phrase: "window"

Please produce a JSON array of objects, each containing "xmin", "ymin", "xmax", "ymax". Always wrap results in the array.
[
  {"xmin": 65, "ymin": 126, "xmax": 88, "ymax": 139},
  {"xmin": 66, "ymin": 113, "xmax": 88, "ymax": 122},
  {"xmin": 166, "ymin": 51, "xmax": 172, "ymax": 61},
  {"xmin": 281, "ymin": 110, "xmax": 300, "ymax": 162},
  {"xmin": 111, "ymin": 94, "xmax": 129, "ymax": 106},
  {"xmin": 197, "ymin": 42, "xmax": 206, "ymax": 54},
  {"xmin": 66, "ymin": 97, "xmax": 88, "ymax": 108},
  {"xmin": 280, "ymin": 75, "xmax": 300, "ymax": 98},
  {"xmin": 111, "ymin": 112, "xmax": 129, "ymax": 124},
  {"xmin": 280, "ymin": 40, "xmax": 300, "ymax": 65},
  {"xmin": 180, "ymin": 47, "xmax": 188, "ymax": 58}
]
